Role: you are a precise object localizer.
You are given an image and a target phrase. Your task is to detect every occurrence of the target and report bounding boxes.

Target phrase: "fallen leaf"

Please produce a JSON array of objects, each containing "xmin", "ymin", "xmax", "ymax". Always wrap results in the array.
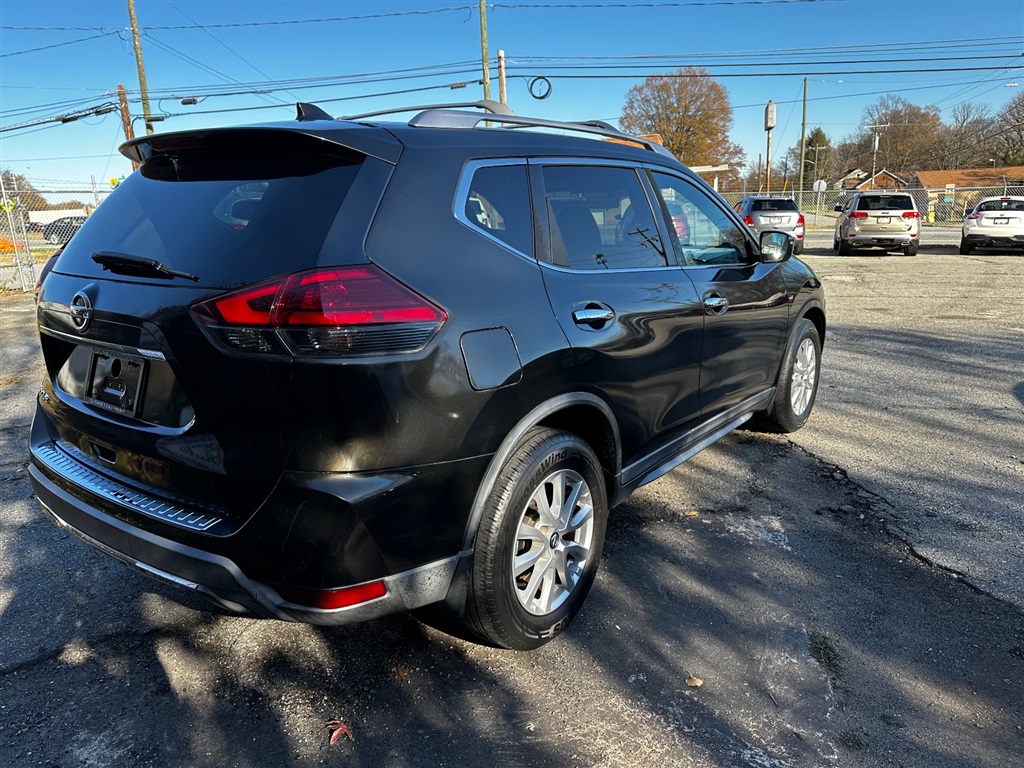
[
  {"xmin": 326, "ymin": 720, "xmax": 354, "ymax": 744},
  {"xmin": 684, "ymin": 510, "xmax": 699, "ymax": 518},
  {"xmin": 685, "ymin": 676, "xmax": 704, "ymax": 688},
  {"xmin": 396, "ymin": 664, "xmax": 406, "ymax": 682}
]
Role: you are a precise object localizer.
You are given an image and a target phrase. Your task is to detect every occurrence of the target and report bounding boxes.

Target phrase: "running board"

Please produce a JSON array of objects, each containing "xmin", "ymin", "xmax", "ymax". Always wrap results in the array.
[{"xmin": 634, "ymin": 412, "xmax": 753, "ymax": 489}]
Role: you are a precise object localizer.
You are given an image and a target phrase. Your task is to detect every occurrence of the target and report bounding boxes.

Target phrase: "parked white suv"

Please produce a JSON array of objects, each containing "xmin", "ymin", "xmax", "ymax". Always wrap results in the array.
[{"xmin": 834, "ymin": 191, "xmax": 920, "ymax": 256}]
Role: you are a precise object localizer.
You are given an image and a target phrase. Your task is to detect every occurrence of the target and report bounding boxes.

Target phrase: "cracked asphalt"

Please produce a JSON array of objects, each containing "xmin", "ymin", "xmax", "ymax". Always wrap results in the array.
[{"xmin": 1, "ymin": 249, "xmax": 1022, "ymax": 767}]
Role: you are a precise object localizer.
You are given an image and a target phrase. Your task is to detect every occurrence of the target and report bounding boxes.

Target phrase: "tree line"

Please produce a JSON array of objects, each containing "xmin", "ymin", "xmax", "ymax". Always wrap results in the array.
[{"xmin": 620, "ymin": 68, "xmax": 1024, "ymax": 193}]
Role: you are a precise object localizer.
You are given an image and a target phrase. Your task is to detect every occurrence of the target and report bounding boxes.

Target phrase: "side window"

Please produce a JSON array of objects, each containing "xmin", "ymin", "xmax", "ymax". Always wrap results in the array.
[
  {"xmin": 461, "ymin": 164, "xmax": 533, "ymax": 257},
  {"xmin": 540, "ymin": 165, "xmax": 669, "ymax": 270},
  {"xmin": 650, "ymin": 172, "xmax": 750, "ymax": 266}
]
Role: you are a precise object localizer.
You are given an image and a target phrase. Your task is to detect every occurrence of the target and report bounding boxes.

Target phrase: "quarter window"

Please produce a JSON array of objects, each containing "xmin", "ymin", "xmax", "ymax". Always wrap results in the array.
[
  {"xmin": 461, "ymin": 164, "xmax": 533, "ymax": 257},
  {"xmin": 540, "ymin": 165, "xmax": 668, "ymax": 270},
  {"xmin": 650, "ymin": 172, "xmax": 750, "ymax": 266}
]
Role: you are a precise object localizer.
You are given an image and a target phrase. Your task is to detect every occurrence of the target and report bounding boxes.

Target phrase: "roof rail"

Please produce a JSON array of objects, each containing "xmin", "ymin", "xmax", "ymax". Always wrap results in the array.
[
  {"xmin": 408, "ymin": 108, "xmax": 674, "ymax": 158},
  {"xmin": 340, "ymin": 99, "xmax": 513, "ymax": 121}
]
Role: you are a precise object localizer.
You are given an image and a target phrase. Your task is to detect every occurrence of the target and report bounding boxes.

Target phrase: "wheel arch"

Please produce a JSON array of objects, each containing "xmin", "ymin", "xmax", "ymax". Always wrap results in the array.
[{"xmin": 459, "ymin": 393, "xmax": 621, "ymax": 552}]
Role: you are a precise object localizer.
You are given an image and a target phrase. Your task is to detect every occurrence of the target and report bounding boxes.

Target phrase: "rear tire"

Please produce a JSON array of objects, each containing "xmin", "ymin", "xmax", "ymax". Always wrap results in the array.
[
  {"xmin": 905, "ymin": 242, "xmax": 919, "ymax": 256},
  {"xmin": 461, "ymin": 428, "xmax": 608, "ymax": 650},
  {"xmin": 760, "ymin": 319, "xmax": 821, "ymax": 433},
  {"xmin": 794, "ymin": 240, "xmax": 804, "ymax": 256},
  {"xmin": 959, "ymin": 238, "xmax": 973, "ymax": 255},
  {"xmin": 838, "ymin": 239, "xmax": 852, "ymax": 256}
]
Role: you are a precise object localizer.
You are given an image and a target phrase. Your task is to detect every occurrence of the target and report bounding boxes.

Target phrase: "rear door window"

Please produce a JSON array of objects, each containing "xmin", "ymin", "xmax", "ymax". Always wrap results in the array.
[
  {"xmin": 538, "ymin": 164, "xmax": 670, "ymax": 270},
  {"xmin": 53, "ymin": 130, "xmax": 364, "ymax": 287}
]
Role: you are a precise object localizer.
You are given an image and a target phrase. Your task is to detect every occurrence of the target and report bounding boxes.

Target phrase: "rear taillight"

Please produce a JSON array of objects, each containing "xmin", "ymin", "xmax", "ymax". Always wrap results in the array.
[
  {"xmin": 966, "ymin": 213, "xmax": 980, "ymax": 220},
  {"xmin": 849, "ymin": 211, "xmax": 868, "ymax": 219},
  {"xmin": 901, "ymin": 211, "xmax": 920, "ymax": 219},
  {"xmin": 796, "ymin": 215, "xmax": 805, "ymax": 226},
  {"xmin": 743, "ymin": 215, "xmax": 754, "ymax": 226},
  {"xmin": 193, "ymin": 266, "xmax": 447, "ymax": 356}
]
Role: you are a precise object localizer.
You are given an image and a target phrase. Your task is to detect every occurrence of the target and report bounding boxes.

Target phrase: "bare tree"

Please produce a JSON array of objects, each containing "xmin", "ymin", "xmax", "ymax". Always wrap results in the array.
[
  {"xmin": 993, "ymin": 91, "xmax": 1024, "ymax": 167},
  {"xmin": 934, "ymin": 103, "xmax": 996, "ymax": 170}
]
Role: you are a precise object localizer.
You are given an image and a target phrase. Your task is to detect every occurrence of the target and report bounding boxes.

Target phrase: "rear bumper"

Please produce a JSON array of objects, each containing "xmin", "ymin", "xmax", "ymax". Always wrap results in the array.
[
  {"xmin": 962, "ymin": 232, "xmax": 1024, "ymax": 248},
  {"xmin": 847, "ymin": 234, "xmax": 915, "ymax": 249},
  {"xmin": 30, "ymin": 460, "xmax": 462, "ymax": 625}
]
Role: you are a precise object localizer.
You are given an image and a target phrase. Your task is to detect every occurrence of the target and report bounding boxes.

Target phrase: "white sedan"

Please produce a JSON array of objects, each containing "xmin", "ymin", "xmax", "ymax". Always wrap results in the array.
[{"xmin": 960, "ymin": 196, "xmax": 1024, "ymax": 254}]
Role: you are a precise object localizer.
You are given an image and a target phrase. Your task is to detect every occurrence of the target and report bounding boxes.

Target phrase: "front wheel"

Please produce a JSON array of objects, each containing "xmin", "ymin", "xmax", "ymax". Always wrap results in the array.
[
  {"xmin": 762, "ymin": 319, "xmax": 821, "ymax": 433},
  {"xmin": 463, "ymin": 428, "xmax": 608, "ymax": 650}
]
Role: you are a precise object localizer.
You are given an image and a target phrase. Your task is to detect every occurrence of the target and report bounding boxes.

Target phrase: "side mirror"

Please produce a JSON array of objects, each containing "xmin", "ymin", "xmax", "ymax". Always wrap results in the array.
[
  {"xmin": 760, "ymin": 231, "xmax": 793, "ymax": 263},
  {"xmin": 833, "ymin": 204, "xmax": 844, "ymax": 212}
]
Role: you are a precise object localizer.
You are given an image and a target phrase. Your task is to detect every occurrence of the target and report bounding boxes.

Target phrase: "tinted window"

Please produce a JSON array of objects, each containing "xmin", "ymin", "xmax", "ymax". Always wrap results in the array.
[
  {"xmin": 54, "ymin": 131, "xmax": 364, "ymax": 287},
  {"xmin": 462, "ymin": 164, "xmax": 533, "ymax": 256},
  {"xmin": 856, "ymin": 195, "xmax": 913, "ymax": 211},
  {"xmin": 540, "ymin": 165, "xmax": 668, "ymax": 270},
  {"xmin": 651, "ymin": 172, "xmax": 750, "ymax": 266},
  {"xmin": 751, "ymin": 199, "xmax": 798, "ymax": 212},
  {"xmin": 976, "ymin": 199, "xmax": 1024, "ymax": 212}
]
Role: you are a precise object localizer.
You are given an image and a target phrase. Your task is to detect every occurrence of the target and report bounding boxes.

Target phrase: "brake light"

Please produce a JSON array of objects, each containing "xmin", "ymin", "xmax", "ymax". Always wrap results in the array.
[
  {"xmin": 966, "ymin": 213, "xmax": 979, "ymax": 220},
  {"xmin": 275, "ymin": 579, "xmax": 387, "ymax": 610},
  {"xmin": 796, "ymin": 215, "xmax": 805, "ymax": 226},
  {"xmin": 848, "ymin": 211, "xmax": 868, "ymax": 219},
  {"xmin": 901, "ymin": 211, "xmax": 920, "ymax": 219},
  {"xmin": 193, "ymin": 266, "xmax": 447, "ymax": 356},
  {"xmin": 743, "ymin": 215, "xmax": 754, "ymax": 226}
]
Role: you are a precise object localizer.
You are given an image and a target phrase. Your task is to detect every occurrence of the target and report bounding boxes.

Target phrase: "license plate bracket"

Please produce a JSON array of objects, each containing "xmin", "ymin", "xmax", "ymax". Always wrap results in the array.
[{"xmin": 85, "ymin": 350, "xmax": 147, "ymax": 417}]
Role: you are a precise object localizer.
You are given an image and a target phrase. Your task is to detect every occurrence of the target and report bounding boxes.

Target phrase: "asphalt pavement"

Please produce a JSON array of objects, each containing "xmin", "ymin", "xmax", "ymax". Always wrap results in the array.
[{"xmin": 1, "ymin": 250, "xmax": 1021, "ymax": 768}]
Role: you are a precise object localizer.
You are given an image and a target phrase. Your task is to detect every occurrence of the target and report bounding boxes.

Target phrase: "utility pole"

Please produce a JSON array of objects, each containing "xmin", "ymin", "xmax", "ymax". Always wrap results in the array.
[
  {"xmin": 126, "ymin": 0, "xmax": 154, "ymax": 135},
  {"xmin": 479, "ymin": 0, "xmax": 491, "ymax": 101},
  {"xmin": 116, "ymin": 84, "xmax": 140, "ymax": 170},
  {"xmin": 497, "ymin": 49, "xmax": 507, "ymax": 106},
  {"xmin": 865, "ymin": 123, "xmax": 889, "ymax": 189},
  {"xmin": 797, "ymin": 78, "xmax": 808, "ymax": 207},
  {"xmin": 764, "ymin": 100, "xmax": 776, "ymax": 194}
]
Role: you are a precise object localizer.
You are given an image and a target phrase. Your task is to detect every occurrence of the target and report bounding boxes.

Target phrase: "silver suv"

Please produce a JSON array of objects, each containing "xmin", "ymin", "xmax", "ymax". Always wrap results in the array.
[
  {"xmin": 834, "ymin": 191, "xmax": 920, "ymax": 256},
  {"xmin": 733, "ymin": 196, "xmax": 805, "ymax": 255}
]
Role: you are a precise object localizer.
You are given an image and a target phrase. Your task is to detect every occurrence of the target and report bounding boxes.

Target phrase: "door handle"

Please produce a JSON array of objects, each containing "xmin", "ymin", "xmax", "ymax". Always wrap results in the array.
[
  {"xmin": 703, "ymin": 294, "xmax": 729, "ymax": 315},
  {"xmin": 572, "ymin": 307, "xmax": 615, "ymax": 324}
]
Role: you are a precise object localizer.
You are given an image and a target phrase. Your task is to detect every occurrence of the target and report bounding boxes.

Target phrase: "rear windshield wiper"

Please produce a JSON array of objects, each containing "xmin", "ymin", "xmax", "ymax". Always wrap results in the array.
[{"xmin": 92, "ymin": 251, "xmax": 200, "ymax": 282}]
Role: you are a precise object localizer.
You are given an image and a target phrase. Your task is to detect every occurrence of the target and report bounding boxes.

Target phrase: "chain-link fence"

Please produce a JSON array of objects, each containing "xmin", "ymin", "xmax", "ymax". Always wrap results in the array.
[
  {"xmin": 0, "ymin": 184, "xmax": 110, "ymax": 292},
  {"xmin": 3, "ymin": 182, "xmax": 1022, "ymax": 292},
  {"xmin": 718, "ymin": 186, "xmax": 1024, "ymax": 249}
]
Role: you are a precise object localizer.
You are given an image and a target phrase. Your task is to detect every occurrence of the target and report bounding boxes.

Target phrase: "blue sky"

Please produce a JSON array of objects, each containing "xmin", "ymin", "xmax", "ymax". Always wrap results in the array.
[{"xmin": 2, "ymin": 0, "xmax": 1022, "ymax": 192}]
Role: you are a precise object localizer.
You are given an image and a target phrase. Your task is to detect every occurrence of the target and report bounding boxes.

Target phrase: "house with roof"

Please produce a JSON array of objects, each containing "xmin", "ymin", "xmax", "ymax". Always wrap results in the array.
[
  {"xmin": 832, "ymin": 168, "xmax": 907, "ymax": 191},
  {"xmin": 908, "ymin": 166, "xmax": 1024, "ymax": 220}
]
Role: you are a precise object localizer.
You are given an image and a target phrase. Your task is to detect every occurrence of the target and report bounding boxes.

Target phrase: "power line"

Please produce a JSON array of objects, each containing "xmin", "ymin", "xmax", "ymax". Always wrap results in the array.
[{"xmin": 0, "ymin": 30, "xmax": 122, "ymax": 58}]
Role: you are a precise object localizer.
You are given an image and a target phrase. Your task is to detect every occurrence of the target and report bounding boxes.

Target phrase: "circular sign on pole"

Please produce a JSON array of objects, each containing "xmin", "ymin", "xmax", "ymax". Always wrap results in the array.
[{"xmin": 812, "ymin": 180, "xmax": 827, "ymax": 193}]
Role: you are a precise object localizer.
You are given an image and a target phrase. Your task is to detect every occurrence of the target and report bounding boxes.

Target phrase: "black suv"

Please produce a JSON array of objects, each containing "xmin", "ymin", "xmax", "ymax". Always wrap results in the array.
[{"xmin": 29, "ymin": 102, "xmax": 825, "ymax": 650}]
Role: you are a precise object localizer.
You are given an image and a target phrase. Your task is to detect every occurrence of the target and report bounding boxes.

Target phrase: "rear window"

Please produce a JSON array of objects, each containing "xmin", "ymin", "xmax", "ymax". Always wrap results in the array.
[
  {"xmin": 750, "ymin": 199, "xmax": 798, "ymax": 212},
  {"xmin": 856, "ymin": 195, "xmax": 913, "ymax": 211},
  {"xmin": 976, "ymin": 199, "xmax": 1024, "ymax": 212},
  {"xmin": 54, "ymin": 131, "xmax": 364, "ymax": 287}
]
